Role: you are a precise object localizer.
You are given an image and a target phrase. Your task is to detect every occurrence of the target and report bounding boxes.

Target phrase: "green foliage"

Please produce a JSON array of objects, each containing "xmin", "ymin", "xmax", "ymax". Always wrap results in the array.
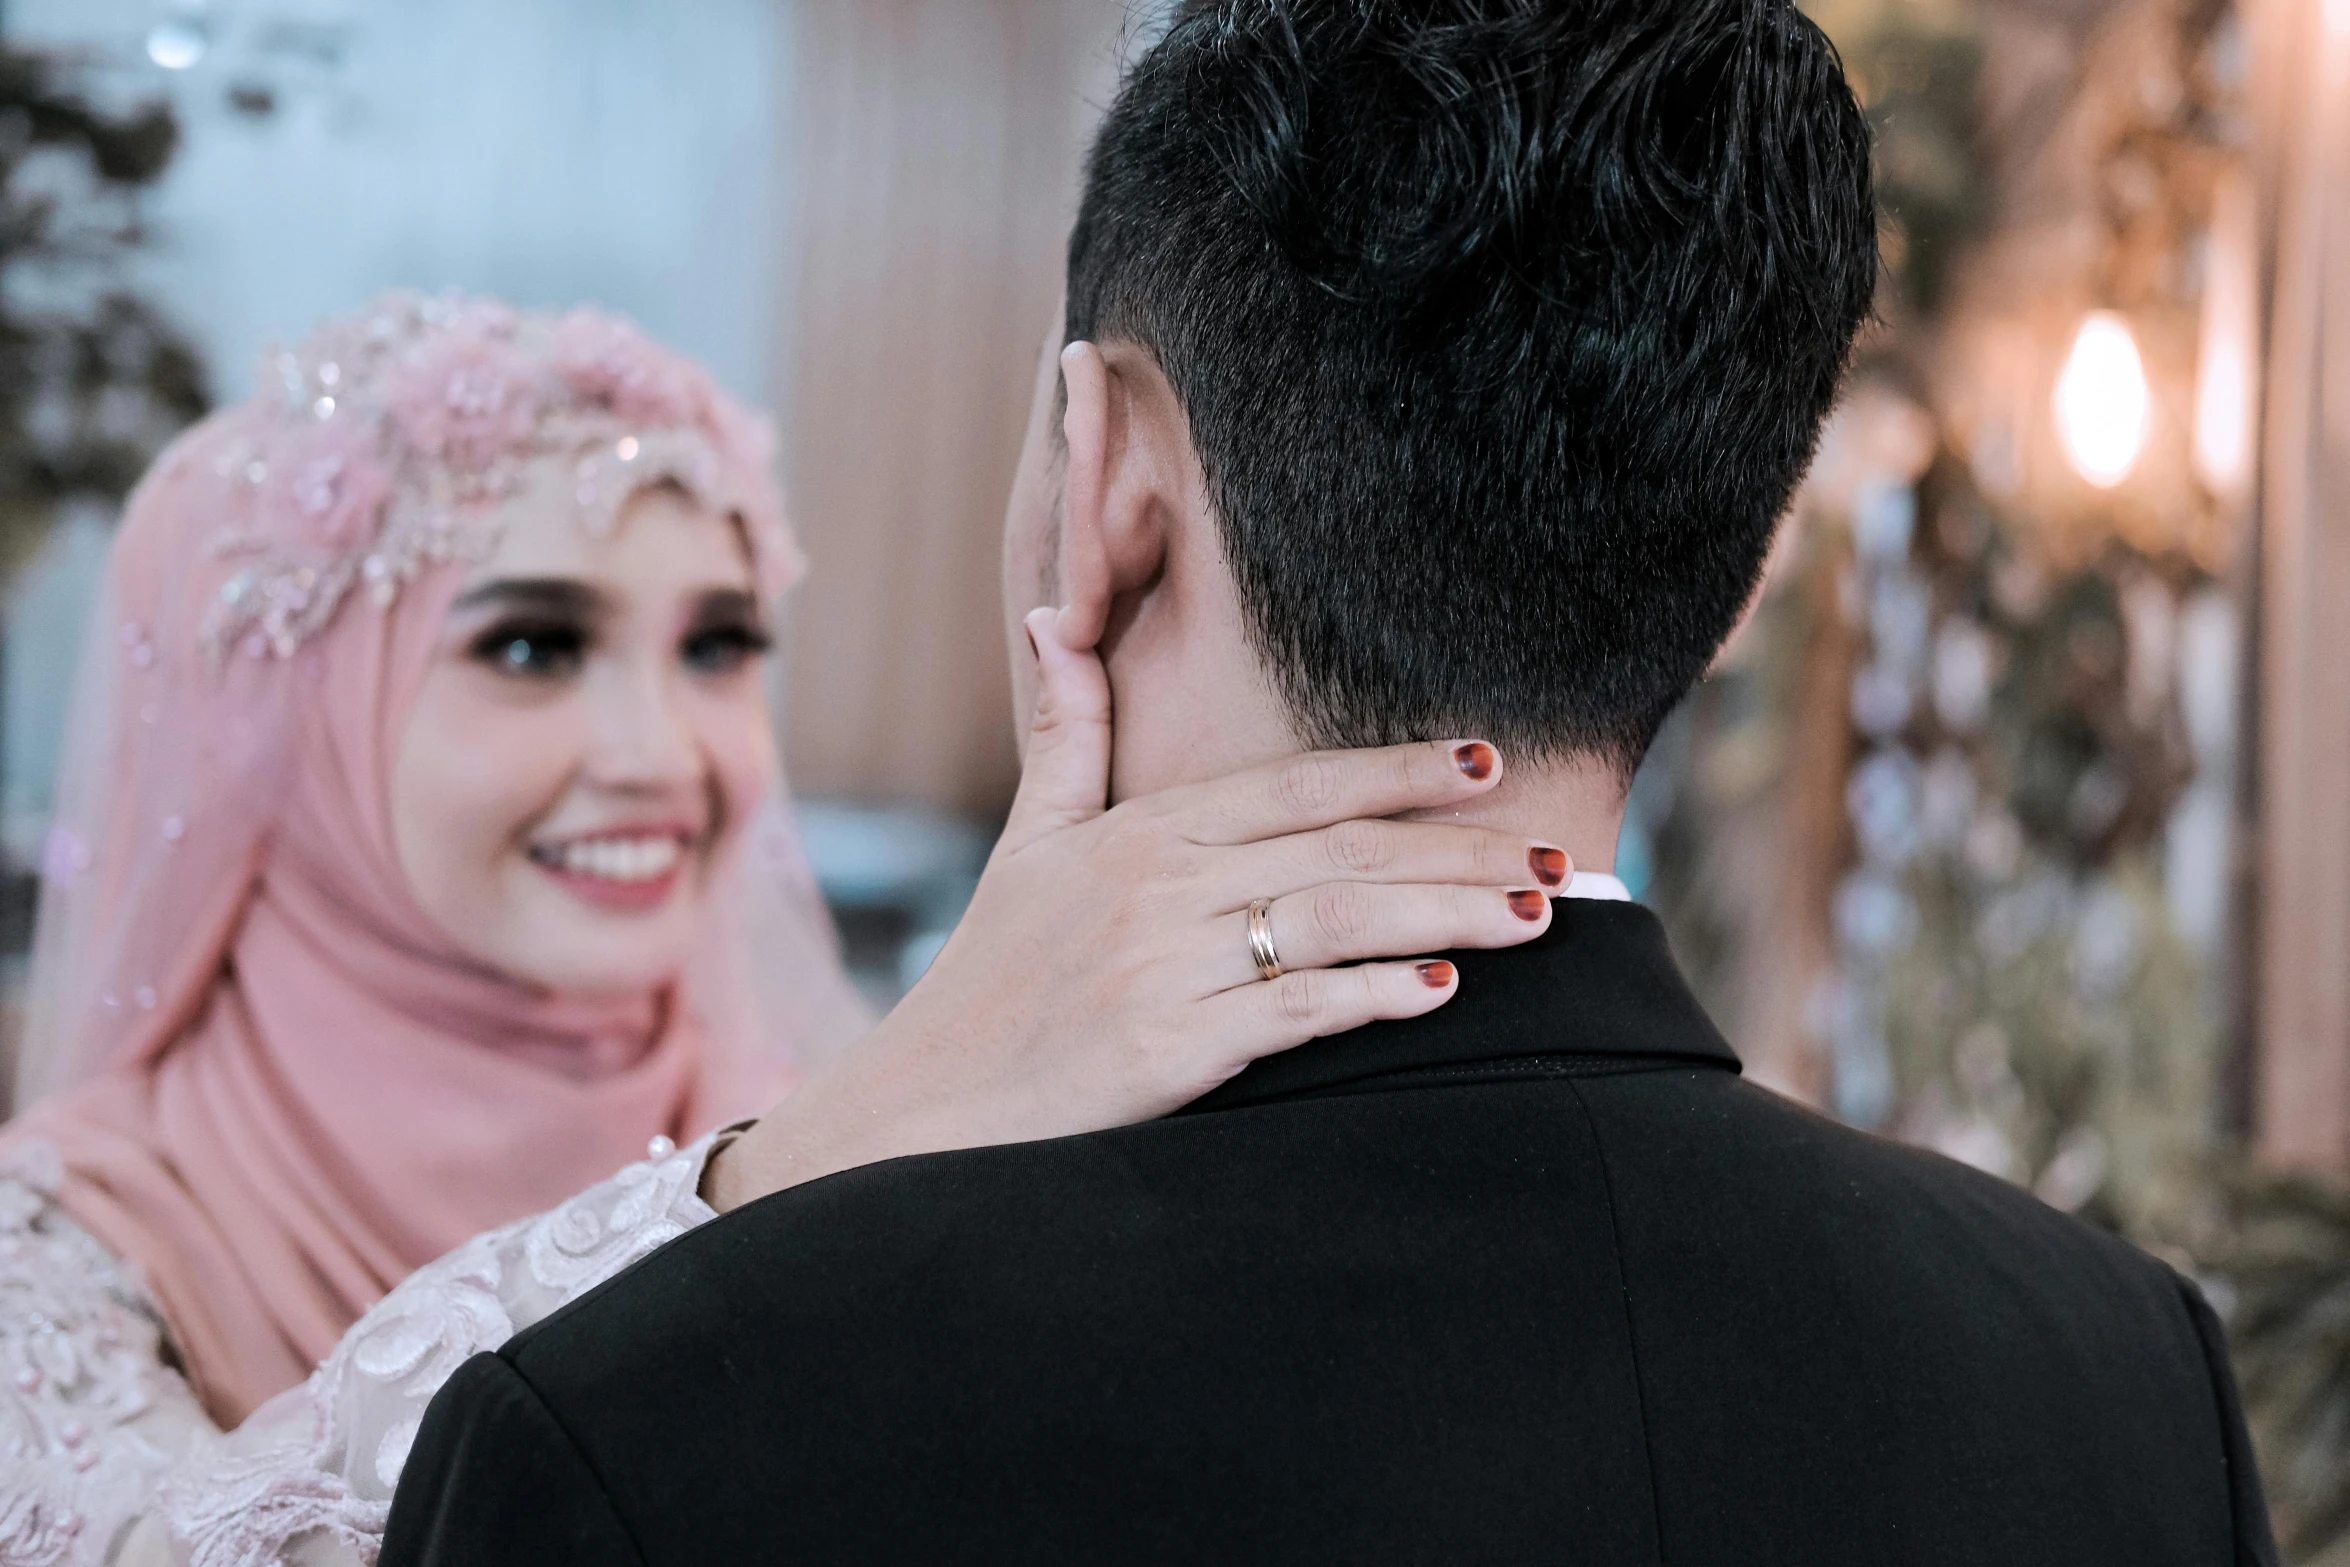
[
  {"xmin": 1882, "ymin": 854, "xmax": 2220, "ymax": 1234},
  {"xmin": 0, "ymin": 48, "xmax": 207, "ymax": 582},
  {"xmin": 2200, "ymin": 1174, "xmax": 2350, "ymax": 1562}
]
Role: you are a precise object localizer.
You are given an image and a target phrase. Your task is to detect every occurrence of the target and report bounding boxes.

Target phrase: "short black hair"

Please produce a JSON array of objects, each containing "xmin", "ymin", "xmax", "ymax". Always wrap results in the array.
[{"xmin": 1066, "ymin": 0, "xmax": 1876, "ymax": 775}]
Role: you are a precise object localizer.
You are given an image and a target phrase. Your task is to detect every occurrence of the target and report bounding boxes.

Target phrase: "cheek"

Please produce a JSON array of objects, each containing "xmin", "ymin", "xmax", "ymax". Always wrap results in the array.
[
  {"xmin": 454, "ymin": 722, "xmax": 576, "ymax": 859},
  {"xmin": 394, "ymin": 677, "xmax": 580, "ymax": 904},
  {"xmin": 691, "ymin": 683, "xmax": 777, "ymax": 834}
]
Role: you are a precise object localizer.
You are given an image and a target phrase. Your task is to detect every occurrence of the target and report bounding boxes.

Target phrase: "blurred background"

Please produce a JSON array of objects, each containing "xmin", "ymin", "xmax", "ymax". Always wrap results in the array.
[{"xmin": 0, "ymin": 0, "xmax": 2343, "ymax": 1553}]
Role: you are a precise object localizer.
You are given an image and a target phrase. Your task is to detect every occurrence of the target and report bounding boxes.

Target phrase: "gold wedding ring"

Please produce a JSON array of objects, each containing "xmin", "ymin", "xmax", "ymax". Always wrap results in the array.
[{"xmin": 1247, "ymin": 898, "xmax": 1284, "ymax": 981}]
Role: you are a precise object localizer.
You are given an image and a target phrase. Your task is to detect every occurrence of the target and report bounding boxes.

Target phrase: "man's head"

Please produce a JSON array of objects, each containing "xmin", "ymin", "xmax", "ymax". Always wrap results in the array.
[{"xmin": 1003, "ymin": 0, "xmax": 1876, "ymax": 805}]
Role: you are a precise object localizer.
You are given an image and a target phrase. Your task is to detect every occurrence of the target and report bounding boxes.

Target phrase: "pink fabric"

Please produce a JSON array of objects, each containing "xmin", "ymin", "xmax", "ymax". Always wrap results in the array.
[{"xmin": 0, "ymin": 297, "xmax": 845, "ymax": 1425}]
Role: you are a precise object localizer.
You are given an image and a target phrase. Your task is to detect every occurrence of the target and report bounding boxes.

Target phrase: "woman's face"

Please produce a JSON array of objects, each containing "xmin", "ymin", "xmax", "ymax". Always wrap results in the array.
[{"xmin": 391, "ymin": 483, "xmax": 777, "ymax": 997}]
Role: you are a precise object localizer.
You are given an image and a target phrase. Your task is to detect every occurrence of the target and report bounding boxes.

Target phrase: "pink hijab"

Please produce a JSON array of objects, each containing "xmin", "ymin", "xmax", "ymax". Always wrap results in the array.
[{"xmin": 0, "ymin": 293, "xmax": 866, "ymax": 1425}]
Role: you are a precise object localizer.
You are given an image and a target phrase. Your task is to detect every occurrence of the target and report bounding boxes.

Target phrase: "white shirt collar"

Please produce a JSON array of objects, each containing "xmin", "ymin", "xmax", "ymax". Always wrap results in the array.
[{"xmin": 1563, "ymin": 871, "xmax": 1633, "ymax": 902}]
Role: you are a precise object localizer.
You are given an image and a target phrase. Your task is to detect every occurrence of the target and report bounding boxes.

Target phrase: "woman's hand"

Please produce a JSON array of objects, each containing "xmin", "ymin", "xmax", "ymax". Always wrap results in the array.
[{"xmin": 702, "ymin": 610, "xmax": 1568, "ymax": 1210}]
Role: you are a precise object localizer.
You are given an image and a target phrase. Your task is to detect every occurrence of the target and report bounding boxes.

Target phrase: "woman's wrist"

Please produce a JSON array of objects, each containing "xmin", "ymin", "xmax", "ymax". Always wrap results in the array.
[
  {"xmin": 699, "ymin": 1019, "xmax": 977, "ymax": 1212},
  {"xmin": 700, "ymin": 1089, "xmax": 849, "ymax": 1212}
]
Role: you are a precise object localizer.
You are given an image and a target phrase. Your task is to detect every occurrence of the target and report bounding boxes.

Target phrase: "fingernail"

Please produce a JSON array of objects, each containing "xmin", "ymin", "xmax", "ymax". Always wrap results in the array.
[
  {"xmin": 1024, "ymin": 622, "xmax": 1040, "ymax": 658},
  {"xmin": 1530, "ymin": 847, "xmax": 1568, "ymax": 887},
  {"xmin": 1508, "ymin": 889, "xmax": 1548, "ymax": 921},
  {"xmin": 1454, "ymin": 741, "xmax": 1497, "ymax": 781},
  {"xmin": 1417, "ymin": 960, "xmax": 1455, "ymax": 988}
]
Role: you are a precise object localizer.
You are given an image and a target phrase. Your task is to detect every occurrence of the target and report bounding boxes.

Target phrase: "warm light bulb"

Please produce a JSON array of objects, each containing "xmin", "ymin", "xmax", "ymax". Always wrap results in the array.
[{"xmin": 2055, "ymin": 311, "xmax": 2150, "ymax": 489}]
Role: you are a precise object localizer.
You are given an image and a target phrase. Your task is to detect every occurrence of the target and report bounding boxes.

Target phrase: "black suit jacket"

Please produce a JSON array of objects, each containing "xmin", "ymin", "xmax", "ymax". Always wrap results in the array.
[{"xmin": 383, "ymin": 901, "xmax": 2276, "ymax": 1565}]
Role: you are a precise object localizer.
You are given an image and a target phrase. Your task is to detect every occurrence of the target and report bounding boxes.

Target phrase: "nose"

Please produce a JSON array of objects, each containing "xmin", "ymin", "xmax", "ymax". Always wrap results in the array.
[{"xmin": 581, "ymin": 655, "xmax": 703, "ymax": 796}]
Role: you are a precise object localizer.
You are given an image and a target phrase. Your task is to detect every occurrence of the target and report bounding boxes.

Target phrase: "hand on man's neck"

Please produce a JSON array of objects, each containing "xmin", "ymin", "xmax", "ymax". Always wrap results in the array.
[
  {"xmin": 1395, "ymin": 759, "xmax": 1623, "ymax": 880},
  {"xmin": 1088, "ymin": 585, "xmax": 1626, "ymax": 878},
  {"xmin": 1104, "ymin": 689, "xmax": 1626, "ymax": 881},
  {"xmin": 1005, "ymin": 334, "xmax": 1626, "ymax": 875}
]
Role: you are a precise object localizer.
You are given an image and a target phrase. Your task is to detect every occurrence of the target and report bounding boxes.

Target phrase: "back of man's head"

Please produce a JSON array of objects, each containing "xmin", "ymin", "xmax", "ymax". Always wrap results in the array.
[{"xmin": 1067, "ymin": 0, "xmax": 1876, "ymax": 779}]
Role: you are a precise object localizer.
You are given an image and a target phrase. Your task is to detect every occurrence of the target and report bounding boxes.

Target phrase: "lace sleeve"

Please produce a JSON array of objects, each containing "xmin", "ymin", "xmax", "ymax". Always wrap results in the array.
[
  {"xmin": 0, "ymin": 1141, "xmax": 221, "ymax": 1567},
  {"xmin": 155, "ymin": 1130, "xmax": 732, "ymax": 1567}
]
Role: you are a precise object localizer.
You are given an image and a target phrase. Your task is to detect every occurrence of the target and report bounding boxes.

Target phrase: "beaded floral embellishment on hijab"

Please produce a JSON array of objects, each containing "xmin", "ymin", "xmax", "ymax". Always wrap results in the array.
[{"xmin": 185, "ymin": 290, "xmax": 794, "ymax": 665}]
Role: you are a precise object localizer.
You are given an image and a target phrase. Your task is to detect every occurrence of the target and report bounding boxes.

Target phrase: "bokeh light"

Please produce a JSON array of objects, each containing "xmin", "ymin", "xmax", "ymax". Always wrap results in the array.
[
  {"xmin": 144, "ymin": 20, "xmax": 207, "ymax": 71},
  {"xmin": 2055, "ymin": 311, "xmax": 2150, "ymax": 489}
]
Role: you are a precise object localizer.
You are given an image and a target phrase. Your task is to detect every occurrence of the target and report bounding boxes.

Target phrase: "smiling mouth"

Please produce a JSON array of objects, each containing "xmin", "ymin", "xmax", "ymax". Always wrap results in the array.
[{"xmin": 525, "ymin": 832, "xmax": 695, "ymax": 911}]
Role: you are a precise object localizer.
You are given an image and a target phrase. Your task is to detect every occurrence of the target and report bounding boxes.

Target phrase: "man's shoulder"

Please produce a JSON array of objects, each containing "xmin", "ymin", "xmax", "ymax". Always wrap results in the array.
[
  {"xmin": 1563, "ymin": 1067, "xmax": 2253, "ymax": 1560},
  {"xmin": 498, "ymin": 1113, "xmax": 1276, "ymax": 1388},
  {"xmin": 1578, "ymin": 1064, "xmax": 2180, "ymax": 1298},
  {"xmin": 1575, "ymin": 1067, "xmax": 2215, "ymax": 1451},
  {"xmin": 489, "ymin": 1067, "xmax": 1653, "ymax": 1465}
]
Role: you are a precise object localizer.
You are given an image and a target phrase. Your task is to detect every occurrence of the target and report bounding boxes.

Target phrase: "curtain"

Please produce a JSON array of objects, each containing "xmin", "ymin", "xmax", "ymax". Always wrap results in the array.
[{"xmin": 2251, "ymin": 0, "xmax": 2350, "ymax": 1169}]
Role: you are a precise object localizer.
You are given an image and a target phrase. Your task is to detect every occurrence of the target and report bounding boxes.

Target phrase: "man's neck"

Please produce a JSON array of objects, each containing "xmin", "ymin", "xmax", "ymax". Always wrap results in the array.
[
  {"xmin": 1095, "ymin": 619, "xmax": 1627, "ymax": 873},
  {"xmin": 1398, "ymin": 758, "xmax": 1627, "ymax": 878}
]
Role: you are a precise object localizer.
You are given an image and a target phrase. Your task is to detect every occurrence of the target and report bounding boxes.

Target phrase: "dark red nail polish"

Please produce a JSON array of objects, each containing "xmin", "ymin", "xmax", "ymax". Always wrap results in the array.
[
  {"xmin": 1454, "ymin": 742, "xmax": 1496, "ymax": 781},
  {"xmin": 1530, "ymin": 847, "xmax": 1568, "ymax": 887},
  {"xmin": 1508, "ymin": 889, "xmax": 1548, "ymax": 921},
  {"xmin": 1417, "ymin": 960, "xmax": 1455, "ymax": 988}
]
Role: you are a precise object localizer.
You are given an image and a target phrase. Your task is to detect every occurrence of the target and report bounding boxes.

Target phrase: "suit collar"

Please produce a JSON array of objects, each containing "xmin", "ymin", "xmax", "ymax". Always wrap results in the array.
[{"xmin": 1186, "ymin": 899, "xmax": 1739, "ymax": 1115}]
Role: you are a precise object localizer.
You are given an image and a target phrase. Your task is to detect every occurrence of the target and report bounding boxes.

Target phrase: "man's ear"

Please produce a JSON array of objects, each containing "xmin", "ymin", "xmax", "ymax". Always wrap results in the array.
[{"xmin": 1055, "ymin": 341, "xmax": 1169, "ymax": 652}]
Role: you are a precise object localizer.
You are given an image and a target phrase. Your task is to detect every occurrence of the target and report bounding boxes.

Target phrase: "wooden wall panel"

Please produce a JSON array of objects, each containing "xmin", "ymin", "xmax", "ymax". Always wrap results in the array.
[{"xmin": 774, "ymin": 0, "xmax": 1126, "ymax": 819}]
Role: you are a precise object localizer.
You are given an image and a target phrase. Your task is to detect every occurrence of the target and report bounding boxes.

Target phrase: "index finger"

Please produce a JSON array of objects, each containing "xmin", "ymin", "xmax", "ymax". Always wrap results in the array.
[{"xmin": 1163, "ymin": 740, "xmax": 1503, "ymax": 845}]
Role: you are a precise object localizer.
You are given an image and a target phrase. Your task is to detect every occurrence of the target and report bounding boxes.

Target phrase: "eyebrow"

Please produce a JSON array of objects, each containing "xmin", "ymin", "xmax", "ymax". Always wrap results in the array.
[
  {"xmin": 447, "ymin": 577, "xmax": 610, "ymax": 619},
  {"xmin": 687, "ymin": 586, "xmax": 765, "ymax": 623}
]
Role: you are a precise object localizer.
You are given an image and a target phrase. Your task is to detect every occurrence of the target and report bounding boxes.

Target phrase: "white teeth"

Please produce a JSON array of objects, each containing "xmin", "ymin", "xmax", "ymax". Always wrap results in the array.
[{"xmin": 547, "ymin": 835, "xmax": 682, "ymax": 883}]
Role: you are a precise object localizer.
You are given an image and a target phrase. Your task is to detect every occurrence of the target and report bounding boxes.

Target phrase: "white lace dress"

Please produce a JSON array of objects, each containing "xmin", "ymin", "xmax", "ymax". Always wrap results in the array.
[{"xmin": 0, "ymin": 1130, "xmax": 730, "ymax": 1567}]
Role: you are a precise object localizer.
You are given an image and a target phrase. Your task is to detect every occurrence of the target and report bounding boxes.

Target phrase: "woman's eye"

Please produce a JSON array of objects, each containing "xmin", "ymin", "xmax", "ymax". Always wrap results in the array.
[
  {"xmin": 682, "ymin": 622, "xmax": 772, "ymax": 676},
  {"xmin": 471, "ymin": 622, "xmax": 586, "ymax": 679}
]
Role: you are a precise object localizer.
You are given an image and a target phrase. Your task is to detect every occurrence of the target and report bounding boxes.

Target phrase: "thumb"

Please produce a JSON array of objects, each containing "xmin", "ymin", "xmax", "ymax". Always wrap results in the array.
[{"xmin": 999, "ymin": 606, "xmax": 1113, "ymax": 853}]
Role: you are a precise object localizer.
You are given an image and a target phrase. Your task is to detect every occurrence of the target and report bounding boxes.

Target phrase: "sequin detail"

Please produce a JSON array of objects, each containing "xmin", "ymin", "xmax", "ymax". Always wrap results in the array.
[{"xmin": 190, "ymin": 290, "xmax": 796, "ymax": 669}]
